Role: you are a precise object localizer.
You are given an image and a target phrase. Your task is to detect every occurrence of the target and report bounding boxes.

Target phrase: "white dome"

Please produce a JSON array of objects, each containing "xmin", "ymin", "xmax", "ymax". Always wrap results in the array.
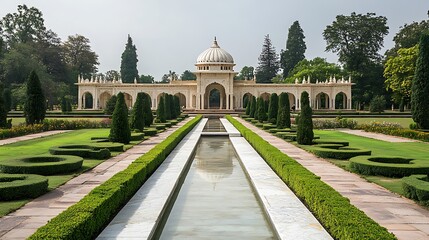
[{"xmin": 196, "ymin": 38, "xmax": 234, "ymax": 64}]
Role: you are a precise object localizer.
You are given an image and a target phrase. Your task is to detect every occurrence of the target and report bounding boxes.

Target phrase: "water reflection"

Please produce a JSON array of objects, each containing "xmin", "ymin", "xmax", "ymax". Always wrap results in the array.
[{"xmin": 203, "ymin": 118, "xmax": 226, "ymax": 132}]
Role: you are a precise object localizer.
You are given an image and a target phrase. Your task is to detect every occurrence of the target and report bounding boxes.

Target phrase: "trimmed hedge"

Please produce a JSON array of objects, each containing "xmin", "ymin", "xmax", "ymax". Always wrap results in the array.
[
  {"xmin": 359, "ymin": 121, "xmax": 429, "ymax": 142},
  {"xmin": 309, "ymin": 144, "xmax": 371, "ymax": 160},
  {"xmin": 130, "ymin": 132, "xmax": 145, "ymax": 141},
  {"xmin": 226, "ymin": 116, "xmax": 395, "ymax": 240},
  {"xmin": 143, "ymin": 128, "xmax": 158, "ymax": 136},
  {"xmin": 268, "ymin": 128, "xmax": 296, "ymax": 133},
  {"xmin": 313, "ymin": 139, "xmax": 349, "ymax": 146},
  {"xmin": 262, "ymin": 123, "xmax": 276, "ymax": 130},
  {"xmin": 350, "ymin": 156, "xmax": 429, "ymax": 177},
  {"xmin": 0, "ymin": 173, "xmax": 48, "ymax": 200},
  {"xmin": 49, "ymin": 143, "xmax": 124, "ymax": 159},
  {"xmin": 402, "ymin": 175, "xmax": 429, "ymax": 205},
  {"xmin": 0, "ymin": 155, "xmax": 84, "ymax": 175},
  {"xmin": 29, "ymin": 116, "xmax": 202, "ymax": 240},
  {"xmin": 275, "ymin": 132, "xmax": 297, "ymax": 141}
]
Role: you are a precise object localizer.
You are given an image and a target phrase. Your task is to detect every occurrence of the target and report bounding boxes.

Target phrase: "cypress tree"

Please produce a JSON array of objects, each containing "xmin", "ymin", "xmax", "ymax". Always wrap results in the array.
[
  {"xmin": 268, "ymin": 93, "xmax": 278, "ymax": 122},
  {"xmin": 174, "ymin": 95, "xmax": 181, "ymax": 118},
  {"xmin": 297, "ymin": 91, "xmax": 314, "ymax": 145},
  {"xmin": 0, "ymin": 83, "xmax": 7, "ymax": 128},
  {"xmin": 255, "ymin": 34, "xmax": 280, "ymax": 83},
  {"xmin": 109, "ymin": 92, "xmax": 131, "ymax": 144},
  {"xmin": 24, "ymin": 71, "xmax": 46, "ymax": 125},
  {"xmin": 249, "ymin": 96, "xmax": 257, "ymax": 118},
  {"xmin": 411, "ymin": 33, "xmax": 429, "ymax": 129},
  {"xmin": 104, "ymin": 95, "xmax": 117, "ymax": 115},
  {"xmin": 61, "ymin": 97, "xmax": 68, "ymax": 113},
  {"xmin": 131, "ymin": 92, "xmax": 145, "ymax": 132},
  {"xmin": 281, "ymin": 21, "xmax": 306, "ymax": 78},
  {"xmin": 143, "ymin": 93, "xmax": 153, "ymax": 126},
  {"xmin": 245, "ymin": 97, "xmax": 251, "ymax": 115},
  {"xmin": 67, "ymin": 100, "xmax": 73, "ymax": 112},
  {"xmin": 257, "ymin": 97, "xmax": 267, "ymax": 122},
  {"xmin": 164, "ymin": 94, "xmax": 172, "ymax": 120},
  {"xmin": 169, "ymin": 94, "xmax": 176, "ymax": 119},
  {"xmin": 120, "ymin": 35, "xmax": 139, "ymax": 83},
  {"xmin": 277, "ymin": 92, "xmax": 291, "ymax": 128},
  {"xmin": 3, "ymin": 88, "xmax": 11, "ymax": 112},
  {"xmin": 157, "ymin": 95, "xmax": 166, "ymax": 123}
]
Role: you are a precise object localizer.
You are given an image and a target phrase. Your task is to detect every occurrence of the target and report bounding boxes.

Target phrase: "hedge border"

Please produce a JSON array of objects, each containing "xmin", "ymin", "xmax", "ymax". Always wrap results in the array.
[
  {"xmin": 402, "ymin": 175, "xmax": 429, "ymax": 204},
  {"xmin": 309, "ymin": 144, "xmax": 371, "ymax": 160},
  {"xmin": 226, "ymin": 116, "xmax": 395, "ymax": 240},
  {"xmin": 350, "ymin": 156, "xmax": 429, "ymax": 177},
  {"xmin": 29, "ymin": 115, "xmax": 202, "ymax": 240},
  {"xmin": 0, "ymin": 173, "xmax": 48, "ymax": 200},
  {"xmin": 0, "ymin": 155, "xmax": 84, "ymax": 175}
]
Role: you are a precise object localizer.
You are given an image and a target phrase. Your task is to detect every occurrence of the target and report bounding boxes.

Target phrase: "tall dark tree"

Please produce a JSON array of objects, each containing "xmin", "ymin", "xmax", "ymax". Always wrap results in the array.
[
  {"xmin": 277, "ymin": 92, "xmax": 291, "ymax": 129},
  {"xmin": 164, "ymin": 94, "xmax": 172, "ymax": 120},
  {"xmin": 2, "ymin": 88, "xmax": 11, "ymax": 112},
  {"xmin": 281, "ymin": 21, "xmax": 306, "ymax": 78},
  {"xmin": 411, "ymin": 33, "xmax": 429, "ymax": 129},
  {"xmin": 120, "ymin": 35, "xmax": 139, "ymax": 83},
  {"xmin": 249, "ymin": 96, "xmax": 257, "ymax": 118},
  {"xmin": 62, "ymin": 34, "xmax": 99, "ymax": 79},
  {"xmin": 297, "ymin": 91, "xmax": 314, "ymax": 145},
  {"xmin": 131, "ymin": 92, "xmax": 145, "ymax": 132},
  {"xmin": 256, "ymin": 97, "xmax": 267, "ymax": 122},
  {"xmin": 109, "ymin": 92, "xmax": 131, "ymax": 144},
  {"xmin": 157, "ymin": 95, "xmax": 166, "ymax": 123},
  {"xmin": 168, "ymin": 94, "xmax": 176, "ymax": 119},
  {"xmin": 142, "ymin": 93, "xmax": 153, "ymax": 126},
  {"xmin": 245, "ymin": 97, "xmax": 251, "ymax": 115},
  {"xmin": 255, "ymin": 34, "xmax": 279, "ymax": 83},
  {"xmin": 0, "ymin": 83, "xmax": 7, "ymax": 128},
  {"xmin": 104, "ymin": 95, "xmax": 117, "ymax": 115},
  {"xmin": 24, "ymin": 70, "xmax": 46, "ymax": 125},
  {"xmin": 174, "ymin": 95, "xmax": 181, "ymax": 118},
  {"xmin": 267, "ymin": 93, "xmax": 279, "ymax": 122}
]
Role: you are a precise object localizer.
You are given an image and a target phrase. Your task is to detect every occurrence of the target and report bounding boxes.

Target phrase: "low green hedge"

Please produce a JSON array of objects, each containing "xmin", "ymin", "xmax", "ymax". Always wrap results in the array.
[
  {"xmin": 402, "ymin": 175, "xmax": 429, "ymax": 205},
  {"xmin": 169, "ymin": 120, "xmax": 178, "ymax": 125},
  {"xmin": 309, "ymin": 144, "xmax": 371, "ymax": 160},
  {"xmin": 350, "ymin": 156, "xmax": 429, "ymax": 177},
  {"xmin": 268, "ymin": 128, "xmax": 295, "ymax": 133},
  {"xmin": 275, "ymin": 132, "xmax": 297, "ymax": 141},
  {"xmin": 29, "ymin": 116, "xmax": 202, "ymax": 240},
  {"xmin": 226, "ymin": 116, "xmax": 395, "ymax": 240},
  {"xmin": 143, "ymin": 128, "xmax": 158, "ymax": 136},
  {"xmin": 313, "ymin": 139, "xmax": 349, "ymax": 146},
  {"xmin": 152, "ymin": 124, "xmax": 166, "ymax": 130},
  {"xmin": 130, "ymin": 132, "xmax": 145, "ymax": 141},
  {"xmin": 0, "ymin": 155, "xmax": 84, "ymax": 175},
  {"xmin": 49, "ymin": 143, "xmax": 124, "ymax": 159},
  {"xmin": 262, "ymin": 124, "xmax": 276, "ymax": 130},
  {"xmin": 0, "ymin": 173, "xmax": 48, "ymax": 200},
  {"xmin": 359, "ymin": 121, "xmax": 429, "ymax": 142},
  {"xmin": 255, "ymin": 122, "xmax": 263, "ymax": 128}
]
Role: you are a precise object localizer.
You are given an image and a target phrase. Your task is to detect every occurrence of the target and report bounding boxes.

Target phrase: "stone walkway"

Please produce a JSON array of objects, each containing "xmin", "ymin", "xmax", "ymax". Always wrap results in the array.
[
  {"xmin": 235, "ymin": 117, "xmax": 429, "ymax": 240},
  {"xmin": 0, "ymin": 118, "xmax": 191, "ymax": 240},
  {"xmin": 0, "ymin": 130, "xmax": 70, "ymax": 146},
  {"xmin": 339, "ymin": 129, "xmax": 418, "ymax": 143}
]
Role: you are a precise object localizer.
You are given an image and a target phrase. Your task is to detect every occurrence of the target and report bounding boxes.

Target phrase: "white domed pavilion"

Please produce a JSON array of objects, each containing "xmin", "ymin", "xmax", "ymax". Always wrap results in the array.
[{"xmin": 77, "ymin": 38, "xmax": 353, "ymax": 112}]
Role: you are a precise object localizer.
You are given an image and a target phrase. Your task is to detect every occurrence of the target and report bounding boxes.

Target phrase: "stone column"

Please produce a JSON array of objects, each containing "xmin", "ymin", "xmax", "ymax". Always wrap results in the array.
[{"xmin": 226, "ymin": 94, "xmax": 230, "ymax": 110}]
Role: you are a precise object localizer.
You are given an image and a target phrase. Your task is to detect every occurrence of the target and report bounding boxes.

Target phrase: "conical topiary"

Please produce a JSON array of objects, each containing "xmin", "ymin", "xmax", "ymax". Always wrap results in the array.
[
  {"xmin": 297, "ymin": 91, "xmax": 314, "ymax": 145},
  {"xmin": 24, "ymin": 70, "xmax": 46, "ymax": 125},
  {"xmin": 157, "ymin": 95, "xmax": 166, "ymax": 123},
  {"xmin": 277, "ymin": 92, "xmax": 291, "ymax": 128},
  {"xmin": 131, "ymin": 92, "xmax": 145, "ymax": 132},
  {"xmin": 257, "ymin": 97, "xmax": 267, "ymax": 122},
  {"xmin": 249, "ymin": 96, "xmax": 257, "ymax": 118},
  {"xmin": 142, "ymin": 93, "xmax": 153, "ymax": 127},
  {"xmin": 109, "ymin": 92, "xmax": 131, "ymax": 143},
  {"xmin": 267, "ymin": 93, "xmax": 278, "ymax": 123}
]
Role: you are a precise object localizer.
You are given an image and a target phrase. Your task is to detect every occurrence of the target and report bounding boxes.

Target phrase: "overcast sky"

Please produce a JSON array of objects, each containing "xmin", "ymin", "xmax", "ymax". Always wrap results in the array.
[{"xmin": 1, "ymin": 1, "xmax": 429, "ymax": 80}]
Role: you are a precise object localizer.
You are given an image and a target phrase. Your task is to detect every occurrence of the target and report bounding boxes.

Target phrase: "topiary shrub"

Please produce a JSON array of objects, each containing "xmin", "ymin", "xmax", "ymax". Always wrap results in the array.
[
  {"xmin": 109, "ymin": 92, "xmax": 131, "ymax": 144},
  {"xmin": 0, "ymin": 173, "xmax": 48, "ymax": 200},
  {"xmin": 130, "ymin": 92, "xmax": 145, "ymax": 132},
  {"xmin": 297, "ymin": 91, "xmax": 313, "ymax": 145},
  {"xmin": 104, "ymin": 95, "xmax": 117, "ymax": 115},
  {"xmin": 49, "ymin": 145, "xmax": 111, "ymax": 159},
  {"xmin": 309, "ymin": 144, "xmax": 371, "ymax": 160},
  {"xmin": 164, "ymin": 94, "xmax": 172, "ymax": 120},
  {"xmin": 256, "ymin": 97, "xmax": 267, "ymax": 122},
  {"xmin": 350, "ymin": 156, "xmax": 429, "ymax": 177},
  {"xmin": 267, "ymin": 93, "xmax": 278, "ymax": 121},
  {"xmin": 369, "ymin": 95, "xmax": 386, "ymax": 113},
  {"xmin": 143, "ymin": 128, "xmax": 157, "ymax": 136},
  {"xmin": 173, "ymin": 95, "xmax": 181, "ymax": 119},
  {"xmin": 157, "ymin": 95, "xmax": 166, "ymax": 123},
  {"xmin": 0, "ymin": 155, "xmax": 84, "ymax": 175},
  {"xmin": 277, "ymin": 92, "xmax": 291, "ymax": 129},
  {"xmin": 0, "ymin": 83, "xmax": 7, "ymax": 128},
  {"xmin": 142, "ymin": 93, "xmax": 153, "ymax": 127},
  {"xmin": 249, "ymin": 96, "xmax": 256, "ymax": 118},
  {"xmin": 402, "ymin": 175, "xmax": 429, "ymax": 205},
  {"xmin": 24, "ymin": 70, "xmax": 46, "ymax": 125}
]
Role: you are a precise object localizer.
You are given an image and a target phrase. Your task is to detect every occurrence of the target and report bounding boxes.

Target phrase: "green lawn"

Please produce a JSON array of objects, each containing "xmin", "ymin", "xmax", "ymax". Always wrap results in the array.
[
  {"xmin": 348, "ymin": 117, "xmax": 414, "ymax": 128},
  {"xmin": 305, "ymin": 130, "xmax": 429, "ymax": 196},
  {"xmin": 10, "ymin": 117, "xmax": 108, "ymax": 126},
  {"xmin": 0, "ymin": 129, "xmax": 141, "ymax": 216}
]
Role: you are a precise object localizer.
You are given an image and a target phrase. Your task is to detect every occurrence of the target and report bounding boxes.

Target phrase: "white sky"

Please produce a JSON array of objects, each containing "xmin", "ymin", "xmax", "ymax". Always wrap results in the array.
[{"xmin": 1, "ymin": 0, "xmax": 429, "ymax": 80}]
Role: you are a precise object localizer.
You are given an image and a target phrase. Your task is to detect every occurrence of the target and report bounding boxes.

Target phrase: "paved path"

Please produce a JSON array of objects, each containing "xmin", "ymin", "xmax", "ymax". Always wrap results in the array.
[
  {"xmin": 339, "ymin": 129, "xmax": 418, "ymax": 143},
  {"xmin": 236, "ymin": 117, "xmax": 429, "ymax": 240},
  {"xmin": 0, "ymin": 118, "xmax": 192, "ymax": 240},
  {"xmin": 0, "ymin": 130, "xmax": 71, "ymax": 146}
]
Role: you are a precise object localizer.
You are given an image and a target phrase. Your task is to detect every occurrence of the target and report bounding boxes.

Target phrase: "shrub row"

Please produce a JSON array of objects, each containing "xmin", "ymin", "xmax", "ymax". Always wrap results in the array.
[
  {"xmin": 0, "ymin": 173, "xmax": 48, "ymax": 200},
  {"xmin": 350, "ymin": 156, "xmax": 429, "ymax": 178},
  {"xmin": 313, "ymin": 118, "xmax": 358, "ymax": 129},
  {"xmin": 0, "ymin": 155, "xmax": 84, "ymax": 175},
  {"xmin": 402, "ymin": 175, "xmax": 429, "ymax": 205},
  {"xmin": 143, "ymin": 128, "xmax": 158, "ymax": 136},
  {"xmin": 226, "ymin": 116, "xmax": 395, "ymax": 240},
  {"xmin": 359, "ymin": 121, "xmax": 429, "ymax": 142},
  {"xmin": 49, "ymin": 143, "xmax": 124, "ymax": 159},
  {"xmin": 29, "ymin": 116, "xmax": 202, "ymax": 240},
  {"xmin": 309, "ymin": 144, "xmax": 371, "ymax": 160}
]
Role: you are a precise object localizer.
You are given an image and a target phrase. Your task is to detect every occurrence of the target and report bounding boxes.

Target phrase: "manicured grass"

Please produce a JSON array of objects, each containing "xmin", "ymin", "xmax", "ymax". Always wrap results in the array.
[
  {"xmin": 0, "ymin": 129, "xmax": 141, "ymax": 217},
  {"xmin": 9, "ymin": 117, "xmax": 108, "ymax": 126}
]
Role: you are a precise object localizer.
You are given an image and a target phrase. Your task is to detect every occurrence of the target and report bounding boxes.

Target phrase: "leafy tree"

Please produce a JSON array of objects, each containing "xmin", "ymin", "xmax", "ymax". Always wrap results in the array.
[
  {"xmin": 281, "ymin": 21, "xmax": 306, "ymax": 78},
  {"xmin": 161, "ymin": 74, "xmax": 170, "ymax": 83},
  {"xmin": 235, "ymin": 66, "xmax": 254, "ymax": 80},
  {"xmin": 109, "ymin": 92, "xmax": 131, "ymax": 144},
  {"xmin": 164, "ymin": 94, "xmax": 172, "ymax": 120},
  {"xmin": 285, "ymin": 57, "xmax": 346, "ymax": 83},
  {"xmin": 157, "ymin": 95, "xmax": 166, "ymax": 123},
  {"xmin": 296, "ymin": 91, "xmax": 313, "ymax": 145},
  {"xmin": 105, "ymin": 70, "xmax": 120, "ymax": 80},
  {"xmin": 161, "ymin": 70, "xmax": 177, "ymax": 83},
  {"xmin": 411, "ymin": 33, "xmax": 429, "ymax": 129},
  {"xmin": 142, "ymin": 93, "xmax": 153, "ymax": 126},
  {"xmin": 139, "ymin": 74, "xmax": 154, "ymax": 83},
  {"xmin": 369, "ymin": 95, "xmax": 386, "ymax": 113},
  {"xmin": 277, "ymin": 92, "xmax": 291, "ymax": 128},
  {"xmin": 267, "ymin": 93, "xmax": 278, "ymax": 123},
  {"xmin": 131, "ymin": 92, "xmax": 145, "ymax": 132},
  {"xmin": 255, "ymin": 34, "xmax": 279, "ymax": 83},
  {"xmin": 24, "ymin": 70, "xmax": 46, "ymax": 125},
  {"xmin": 120, "ymin": 35, "xmax": 139, "ymax": 83},
  {"xmin": 174, "ymin": 95, "xmax": 181, "ymax": 118},
  {"xmin": 180, "ymin": 70, "xmax": 196, "ymax": 80},
  {"xmin": 249, "ymin": 96, "xmax": 256, "ymax": 118},
  {"xmin": 104, "ymin": 95, "xmax": 117, "ymax": 115},
  {"xmin": 256, "ymin": 97, "xmax": 267, "ymax": 122},
  {"xmin": 0, "ymin": 83, "xmax": 7, "ymax": 128},
  {"xmin": 62, "ymin": 34, "xmax": 99, "ymax": 79},
  {"xmin": 2, "ymin": 88, "xmax": 11, "ymax": 112}
]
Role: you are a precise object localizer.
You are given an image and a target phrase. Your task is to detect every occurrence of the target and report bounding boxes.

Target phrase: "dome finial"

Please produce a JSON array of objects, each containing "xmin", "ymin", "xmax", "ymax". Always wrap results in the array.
[{"xmin": 212, "ymin": 37, "xmax": 219, "ymax": 48}]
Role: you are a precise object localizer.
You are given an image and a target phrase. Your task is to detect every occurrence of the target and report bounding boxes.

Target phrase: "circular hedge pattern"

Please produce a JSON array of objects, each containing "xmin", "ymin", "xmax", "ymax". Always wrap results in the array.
[
  {"xmin": 350, "ymin": 156, "xmax": 429, "ymax": 177},
  {"xmin": 0, "ymin": 173, "xmax": 48, "ymax": 200},
  {"xmin": 49, "ymin": 143, "xmax": 124, "ymax": 159},
  {"xmin": 0, "ymin": 155, "xmax": 84, "ymax": 175},
  {"xmin": 310, "ymin": 144, "xmax": 371, "ymax": 160},
  {"xmin": 402, "ymin": 175, "xmax": 429, "ymax": 204}
]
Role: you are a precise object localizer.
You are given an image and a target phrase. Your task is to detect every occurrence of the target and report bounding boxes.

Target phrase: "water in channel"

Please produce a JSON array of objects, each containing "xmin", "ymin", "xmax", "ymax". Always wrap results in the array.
[{"xmin": 159, "ymin": 136, "xmax": 276, "ymax": 239}]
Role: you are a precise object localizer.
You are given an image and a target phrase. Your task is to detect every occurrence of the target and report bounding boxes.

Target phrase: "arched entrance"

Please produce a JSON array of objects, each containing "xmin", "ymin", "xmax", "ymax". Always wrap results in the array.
[
  {"xmin": 123, "ymin": 93, "xmax": 133, "ymax": 109},
  {"xmin": 287, "ymin": 93, "xmax": 296, "ymax": 110},
  {"xmin": 204, "ymin": 83, "xmax": 226, "ymax": 109},
  {"xmin": 82, "ymin": 92, "xmax": 93, "ymax": 109},
  {"xmin": 335, "ymin": 92, "xmax": 347, "ymax": 109},
  {"xmin": 260, "ymin": 92, "xmax": 270, "ymax": 101},
  {"xmin": 99, "ymin": 92, "xmax": 111, "ymax": 109},
  {"xmin": 175, "ymin": 93, "xmax": 186, "ymax": 108},
  {"xmin": 316, "ymin": 92, "xmax": 330, "ymax": 109},
  {"xmin": 242, "ymin": 93, "xmax": 252, "ymax": 108}
]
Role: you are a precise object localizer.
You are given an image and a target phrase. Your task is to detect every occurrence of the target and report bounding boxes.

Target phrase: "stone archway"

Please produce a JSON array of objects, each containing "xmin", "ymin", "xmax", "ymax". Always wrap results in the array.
[
  {"xmin": 242, "ymin": 93, "xmax": 253, "ymax": 108},
  {"xmin": 260, "ymin": 92, "xmax": 270, "ymax": 101},
  {"xmin": 99, "ymin": 92, "xmax": 111, "ymax": 109},
  {"xmin": 175, "ymin": 92, "xmax": 186, "ymax": 108},
  {"xmin": 123, "ymin": 93, "xmax": 133, "ymax": 109},
  {"xmin": 82, "ymin": 92, "xmax": 93, "ymax": 109},
  {"xmin": 335, "ymin": 92, "xmax": 347, "ymax": 109},
  {"xmin": 204, "ymin": 83, "xmax": 226, "ymax": 109},
  {"xmin": 287, "ymin": 93, "xmax": 296, "ymax": 110},
  {"xmin": 316, "ymin": 92, "xmax": 330, "ymax": 109}
]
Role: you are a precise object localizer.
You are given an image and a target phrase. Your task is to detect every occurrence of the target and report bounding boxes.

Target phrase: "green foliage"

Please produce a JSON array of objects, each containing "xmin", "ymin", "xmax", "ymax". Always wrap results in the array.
[
  {"xmin": 281, "ymin": 21, "xmax": 306, "ymax": 78},
  {"xmin": 235, "ymin": 66, "xmax": 254, "ymax": 80},
  {"xmin": 309, "ymin": 144, "xmax": 371, "ymax": 160},
  {"xmin": 267, "ymin": 93, "xmax": 278, "ymax": 122},
  {"xmin": 180, "ymin": 70, "xmax": 196, "ymax": 80},
  {"xmin": 255, "ymin": 34, "xmax": 279, "ymax": 83},
  {"xmin": 168, "ymin": 94, "xmax": 175, "ymax": 119},
  {"xmin": 0, "ymin": 83, "xmax": 7, "ymax": 128},
  {"xmin": 105, "ymin": 70, "xmax": 120, "ymax": 81},
  {"xmin": 120, "ymin": 35, "xmax": 139, "ymax": 83},
  {"xmin": 350, "ymin": 156, "xmax": 429, "ymax": 177},
  {"xmin": 142, "ymin": 128, "xmax": 157, "ymax": 136},
  {"xmin": 411, "ymin": 33, "xmax": 429, "ymax": 129},
  {"xmin": 49, "ymin": 143, "xmax": 124, "ymax": 159},
  {"xmin": 24, "ymin": 70, "xmax": 46, "ymax": 125},
  {"xmin": 0, "ymin": 155, "xmax": 83, "ymax": 175},
  {"xmin": 2, "ymin": 88, "xmax": 11, "ymax": 112},
  {"xmin": 131, "ymin": 92, "xmax": 145, "ymax": 132},
  {"xmin": 256, "ymin": 97, "xmax": 267, "ymax": 122},
  {"xmin": 138, "ymin": 74, "xmax": 154, "ymax": 83},
  {"xmin": 249, "ymin": 96, "xmax": 256, "ymax": 118},
  {"xmin": 109, "ymin": 92, "xmax": 131, "ymax": 144},
  {"xmin": 103, "ymin": 95, "xmax": 117, "ymax": 115},
  {"xmin": 29, "ymin": 116, "xmax": 202, "ymax": 240},
  {"xmin": 61, "ymin": 96, "xmax": 72, "ymax": 113},
  {"xmin": 163, "ymin": 94, "xmax": 172, "ymax": 120},
  {"xmin": 226, "ymin": 116, "xmax": 396, "ymax": 240},
  {"xmin": 313, "ymin": 118, "xmax": 358, "ymax": 129},
  {"xmin": 0, "ymin": 174, "xmax": 48, "ymax": 201},
  {"xmin": 359, "ymin": 121, "xmax": 429, "ymax": 142},
  {"xmin": 245, "ymin": 99, "xmax": 251, "ymax": 115},
  {"xmin": 285, "ymin": 57, "xmax": 345, "ymax": 83},
  {"xmin": 62, "ymin": 34, "xmax": 99, "ymax": 79},
  {"xmin": 173, "ymin": 95, "xmax": 181, "ymax": 118},
  {"xmin": 402, "ymin": 175, "xmax": 429, "ymax": 205},
  {"xmin": 297, "ymin": 91, "xmax": 314, "ymax": 145},
  {"xmin": 277, "ymin": 92, "xmax": 291, "ymax": 129},
  {"xmin": 142, "ymin": 93, "xmax": 153, "ymax": 127},
  {"xmin": 157, "ymin": 95, "xmax": 166, "ymax": 123},
  {"xmin": 369, "ymin": 95, "xmax": 386, "ymax": 113}
]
